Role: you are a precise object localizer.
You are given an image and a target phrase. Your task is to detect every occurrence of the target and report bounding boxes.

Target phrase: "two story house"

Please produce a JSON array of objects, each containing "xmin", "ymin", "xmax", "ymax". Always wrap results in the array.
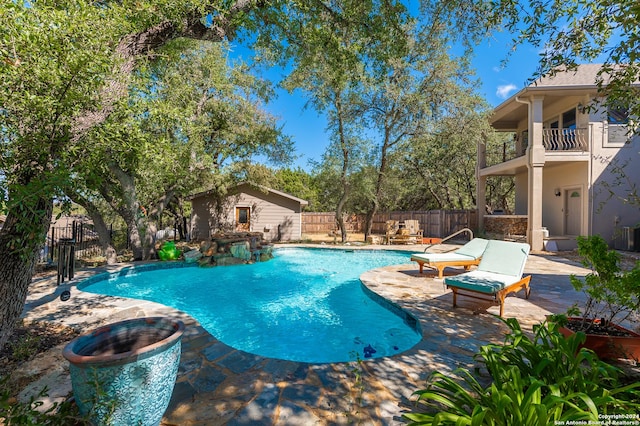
[{"xmin": 478, "ymin": 64, "xmax": 640, "ymax": 251}]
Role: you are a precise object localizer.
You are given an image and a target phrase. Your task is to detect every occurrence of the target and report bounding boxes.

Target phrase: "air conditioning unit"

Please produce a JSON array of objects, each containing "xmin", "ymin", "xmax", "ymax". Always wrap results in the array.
[{"xmin": 613, "ymin": 226, "xmax": 635, "ymax": 251}]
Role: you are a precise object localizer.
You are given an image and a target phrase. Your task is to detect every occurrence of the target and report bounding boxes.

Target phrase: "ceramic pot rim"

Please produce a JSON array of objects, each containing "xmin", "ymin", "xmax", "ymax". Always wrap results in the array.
[
  {"xmin": 558, "ymin": 316, "xmax": 640, "ymax": 338},
  {"xmin": 63, "ymin": 317, "xmax": 185, "ymax": 366}
]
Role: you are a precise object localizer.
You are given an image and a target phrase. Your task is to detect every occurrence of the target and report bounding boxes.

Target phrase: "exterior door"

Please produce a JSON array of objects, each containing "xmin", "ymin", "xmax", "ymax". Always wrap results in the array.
[
  {"xmin": 564, "ymin": 188, "xmax": 582, "ymax": 235},
  {"xmin": 235, "ymin": 207, "xmax": 250, "ymax": 232}
]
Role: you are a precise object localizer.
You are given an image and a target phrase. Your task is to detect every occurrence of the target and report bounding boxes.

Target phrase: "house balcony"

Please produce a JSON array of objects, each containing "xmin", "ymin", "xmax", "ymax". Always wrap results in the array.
[
  {"xmin": 483, "ymin": 128, "xmax": 590, "ymax": 174},
  {"xmin": 542, "ymin": 128, "xmax": 588, "ymax": 151}
]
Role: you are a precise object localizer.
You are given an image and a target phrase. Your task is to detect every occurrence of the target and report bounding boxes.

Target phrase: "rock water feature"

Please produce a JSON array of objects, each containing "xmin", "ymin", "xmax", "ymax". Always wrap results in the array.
[{"xmin": 188, "ymin": 232, "xmax": 274, "ymax": 266}]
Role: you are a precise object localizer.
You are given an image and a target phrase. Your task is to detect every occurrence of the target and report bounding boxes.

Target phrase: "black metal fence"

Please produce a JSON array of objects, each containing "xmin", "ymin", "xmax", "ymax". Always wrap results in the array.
[{"xmin": 38, "ymin": 221, "xmax": 128, "ymax": 265}]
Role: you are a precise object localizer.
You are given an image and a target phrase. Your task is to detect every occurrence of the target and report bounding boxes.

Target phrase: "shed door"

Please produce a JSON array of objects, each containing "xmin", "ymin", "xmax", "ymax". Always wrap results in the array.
[
  {"xmin": 236, "ymin": 207, "xmax": 250, "ymax": 231},
  {"xmin": 564, "ymin": 188, "xmax": 582, "ymax": 235}
]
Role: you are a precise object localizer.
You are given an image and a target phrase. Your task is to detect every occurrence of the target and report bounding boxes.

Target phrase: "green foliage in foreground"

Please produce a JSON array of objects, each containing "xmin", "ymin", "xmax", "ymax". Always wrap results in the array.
[
  {"xmin": 404, "ymin": 318, "xmax": 640, "ymax": 425},
  {"xmin": 0, "ymin": 377, "xmax": 88, "ymax": 425},
  {"xmin": 569, "ymin": 235, "xmax": 640, "ymax": 329}
]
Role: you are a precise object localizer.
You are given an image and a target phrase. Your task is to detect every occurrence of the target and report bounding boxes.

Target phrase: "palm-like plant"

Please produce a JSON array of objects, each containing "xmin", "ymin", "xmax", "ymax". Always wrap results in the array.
[{"xmin": 404, "ymin": 318, "xmax": 640, "ymax": 425}]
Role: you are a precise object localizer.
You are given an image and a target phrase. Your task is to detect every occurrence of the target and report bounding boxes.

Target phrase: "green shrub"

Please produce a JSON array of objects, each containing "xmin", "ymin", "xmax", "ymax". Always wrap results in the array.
[
  {"xmin": 404, "ymin": 318, "xmax": 640, "ymax": 425},
  {"xmin": 569, "ymin": 235, "xmax": 640, "ymax": 331},
  {"xmin": 0, "ymin": 377, "xmax": 88, "ymax": 425},
  {"xmin": 9, "ymin": 334, "xmax": 42, "ymax": 362}
]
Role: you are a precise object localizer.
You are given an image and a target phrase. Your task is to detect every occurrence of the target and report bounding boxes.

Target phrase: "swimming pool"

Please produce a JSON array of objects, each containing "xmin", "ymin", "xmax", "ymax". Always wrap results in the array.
[{"xmin": 78, "ymin": 247, "xmax": 422, "ymax": 363}]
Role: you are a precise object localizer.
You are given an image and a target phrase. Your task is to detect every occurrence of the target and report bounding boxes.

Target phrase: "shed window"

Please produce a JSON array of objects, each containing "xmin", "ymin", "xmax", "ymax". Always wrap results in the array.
[{"xmin": 237, "ymin": 208, "xmax": 249, "ymax": 223}]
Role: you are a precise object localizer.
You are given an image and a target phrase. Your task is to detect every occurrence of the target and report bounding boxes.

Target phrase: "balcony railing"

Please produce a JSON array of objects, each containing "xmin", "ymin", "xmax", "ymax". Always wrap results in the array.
[{"xmin": 542, "ymin": 128, "xmax": 588, "ymax": 151}]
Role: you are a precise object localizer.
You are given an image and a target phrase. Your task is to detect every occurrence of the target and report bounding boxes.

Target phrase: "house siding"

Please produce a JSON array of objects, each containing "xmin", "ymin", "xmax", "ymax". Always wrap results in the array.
[
  {"xmin": 225, "ymin": 188, "xmax": 303, "ymax": 241},
  {"xmin": 190, "ymin": 197, "xmax": 220, "ymax": 241},
  {"xmin": 189, "ymin": 184, "xmax": 305, "ymax": 242}
]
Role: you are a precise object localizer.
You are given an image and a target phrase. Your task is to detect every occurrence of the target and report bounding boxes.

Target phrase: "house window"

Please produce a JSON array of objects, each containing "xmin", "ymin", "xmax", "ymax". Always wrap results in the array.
[
  {"xmin": 608, "ymin": 105, "xmax": 629, "ymax": 124},
  {"xmin": 606, "ymin": 104, "xmax": 632, "ymax": 147},
  {"xmin": 562, "ymin": 108, "xmax": 576, "ymax": 130}
]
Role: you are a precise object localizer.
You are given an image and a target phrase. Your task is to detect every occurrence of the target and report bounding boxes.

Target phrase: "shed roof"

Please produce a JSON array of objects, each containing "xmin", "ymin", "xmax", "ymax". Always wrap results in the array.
[{"xmin": 188, "ymin": 182, "xmax": 309, "ymax": 206}]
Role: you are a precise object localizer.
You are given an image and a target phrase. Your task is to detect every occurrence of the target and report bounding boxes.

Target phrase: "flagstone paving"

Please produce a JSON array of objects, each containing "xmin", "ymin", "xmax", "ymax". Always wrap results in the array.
[{"xmin": 16, "ymin": 244, "xmax": 636, "ymax": 425}]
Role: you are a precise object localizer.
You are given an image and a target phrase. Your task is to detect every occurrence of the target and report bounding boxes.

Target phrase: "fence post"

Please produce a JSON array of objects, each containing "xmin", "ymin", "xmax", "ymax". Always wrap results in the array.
[
  {"xmin": 49, "ymin": 227, "xmax": 55, "ymax": 263},
  {"xmin": 57, "ymin": 238, "xmax": 75, "ymax": 285}
]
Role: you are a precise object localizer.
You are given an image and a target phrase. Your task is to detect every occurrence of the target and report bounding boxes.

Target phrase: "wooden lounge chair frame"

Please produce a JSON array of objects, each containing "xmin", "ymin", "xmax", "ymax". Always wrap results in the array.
[
  {"xmin": 444, "ymin": 240, "xmax": 532, "ymax": 317},
  {"xmin": 449, "ymin": 275, "xmax": 531, "ymax": 317},
  {"xmin": 410, "ymin": 238, "xmax": 488, "ymax": 279},
  {"xmin": 412, "ymin": 257, "xmax": 480, "ymax": 279}
]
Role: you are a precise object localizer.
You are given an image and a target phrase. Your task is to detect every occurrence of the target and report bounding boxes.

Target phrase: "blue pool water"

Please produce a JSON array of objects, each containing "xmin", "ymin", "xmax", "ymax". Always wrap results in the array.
[{"xmin": 79, "ymin": 247, "xmax": 422, "ymax": 363}]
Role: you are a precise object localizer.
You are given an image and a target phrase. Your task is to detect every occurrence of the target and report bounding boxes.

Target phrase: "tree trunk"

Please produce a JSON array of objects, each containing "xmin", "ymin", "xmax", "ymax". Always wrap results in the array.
[
  {"xmin": 0, "ymin": 0, "xmax": 262, "ymax": 352},
  {"xmin": 106, "ymin": 162, "xmax": 145, "ymax": 260},
  {"xmin": 333, "ymin": 93, "xmax": 351, "ymax": 243},
  {"xmin": 364, "ymin": 145, "xmax": 388, "ymax": 240},
  {"xmin": 144, "ymin": 221, "xmax": 158, "ymax": 259},
  {"xmin": 364, "ymin": 199, "xmax": 379, "ymax": 241},
  {"xmin": 124, "ymin": 213, "xmax": 144, "ymax": 261},
  {"xmin": 335, "ymin": 194, "xmax": 348, "ymax": 243},
  {"xmin": 144, "ymin": 189, "xmax": 177, "ymax": 259},
  {"xmin": 85, "ymin": 207, "xmax": 118, "ymax": 265},
  {"xmin": 169, "ymin": 198, "xmax": 188, "ymax": 241},
  {"xmin": 69, "ymin": 193, "xmax": 118, "ymax": 264},
  {"xmin": 0, "ymin": 196, "xmax": 53, "ymax": 350}
]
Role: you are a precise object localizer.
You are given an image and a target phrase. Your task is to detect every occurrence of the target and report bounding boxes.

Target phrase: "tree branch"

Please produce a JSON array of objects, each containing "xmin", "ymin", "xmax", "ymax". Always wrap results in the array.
[{"xmin": 71, "ymin": 0, "xmax": 263, "ymax": 143}]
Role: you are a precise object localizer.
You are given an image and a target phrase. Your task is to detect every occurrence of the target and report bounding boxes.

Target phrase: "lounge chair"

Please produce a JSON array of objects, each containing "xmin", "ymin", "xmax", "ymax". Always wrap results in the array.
[
  {"xmin": 404, "ymin": 220, "xmax": 423, "ymax": 242},
  {"xmin": 443, "ymin": 240, "xmax": 531, "ymax": 317},
  {"xmin": 410, "ymin": 238, "xmax": 488, "ymax": 279},
  {"xmin": 385, "ymin": 220, "xmax": 399, "ymax": 245}
]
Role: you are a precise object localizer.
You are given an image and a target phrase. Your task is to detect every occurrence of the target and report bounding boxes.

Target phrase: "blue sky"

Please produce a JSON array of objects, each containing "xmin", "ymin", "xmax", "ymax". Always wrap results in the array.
[{"xmin": 244, "ymin": 32, "xmax": 544, "ymax": 171}]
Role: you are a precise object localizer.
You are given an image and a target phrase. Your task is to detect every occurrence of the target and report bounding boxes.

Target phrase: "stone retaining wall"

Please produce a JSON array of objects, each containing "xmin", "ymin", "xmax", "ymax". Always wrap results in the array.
[{"xmin": 484, "ymin": 215, "xmax": 528, "ymax": 236}]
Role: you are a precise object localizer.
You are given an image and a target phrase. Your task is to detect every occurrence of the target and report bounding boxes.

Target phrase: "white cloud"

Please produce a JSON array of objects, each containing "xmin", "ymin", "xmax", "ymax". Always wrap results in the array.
[{"xmin": 496, "ymin": 84, "xmax": 517, "ymax": 99}]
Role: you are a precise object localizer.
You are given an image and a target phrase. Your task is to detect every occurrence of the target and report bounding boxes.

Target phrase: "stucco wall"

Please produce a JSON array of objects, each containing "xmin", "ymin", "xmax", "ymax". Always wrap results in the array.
[
  {"xmin": 588, "ymin": 109, "xmax": 640, "ymax": 243},
  {"xmin": 514, "ymin": 173, "xmax": 528, "ymax": 215},
  {"xmin": 542, "ymin": 163, "xmax": 588, "ymax": 236},
  {"xmin": 508, "ymin": 98, "xmax": 640, "ymax": 245}
]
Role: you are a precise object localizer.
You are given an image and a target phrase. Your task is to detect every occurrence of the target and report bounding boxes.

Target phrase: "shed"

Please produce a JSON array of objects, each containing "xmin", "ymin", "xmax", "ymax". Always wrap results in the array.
[{"xmin": 189, "ymin": 183, "xmax": 309, "ymax": 242}]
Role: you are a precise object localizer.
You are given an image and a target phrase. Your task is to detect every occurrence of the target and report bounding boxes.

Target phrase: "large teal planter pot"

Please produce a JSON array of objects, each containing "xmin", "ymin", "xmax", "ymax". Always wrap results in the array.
[{"xmin": 63, "ymin": 317, "xmax": 185, "ymax": 426}]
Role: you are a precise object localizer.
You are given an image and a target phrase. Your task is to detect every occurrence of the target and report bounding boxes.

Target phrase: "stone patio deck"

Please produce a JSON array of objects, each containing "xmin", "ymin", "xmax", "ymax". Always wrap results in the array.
[{"xmin": 16, "ymin": 244, "xmax": 618, "ymax": 425}]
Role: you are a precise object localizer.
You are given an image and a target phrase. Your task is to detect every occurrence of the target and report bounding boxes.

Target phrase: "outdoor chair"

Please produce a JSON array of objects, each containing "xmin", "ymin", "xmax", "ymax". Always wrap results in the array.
[
  {"xmin": 443, "ymin": 240, "xmax": 531, "ymax": 317},
  {"xmin": 410, "ymin": 238, "xmax": 488, "ymax": 279},
  {"xmin": 404, "ymin": 220, "xmax": 423, "ymax": 242},
  {"xmin": 385, "ymin": 220, "xmax": 399, "ymax": 244}
]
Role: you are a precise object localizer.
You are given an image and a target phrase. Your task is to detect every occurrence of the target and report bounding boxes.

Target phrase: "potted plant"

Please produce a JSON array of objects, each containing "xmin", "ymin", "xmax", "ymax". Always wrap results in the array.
[
  {"xmin": 63, "ymin": 317, "xmax": 185, "ymax": 425},
  {"xmin": 557, "ymin": 235, "xmax": 640, "ymax": 360}
]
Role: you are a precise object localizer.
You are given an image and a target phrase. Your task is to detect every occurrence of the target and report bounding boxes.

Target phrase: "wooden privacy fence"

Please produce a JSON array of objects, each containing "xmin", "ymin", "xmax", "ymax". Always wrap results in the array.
[{"xmin": 302, "ymin": 210, "xmax": 477, "ymax": 239}]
